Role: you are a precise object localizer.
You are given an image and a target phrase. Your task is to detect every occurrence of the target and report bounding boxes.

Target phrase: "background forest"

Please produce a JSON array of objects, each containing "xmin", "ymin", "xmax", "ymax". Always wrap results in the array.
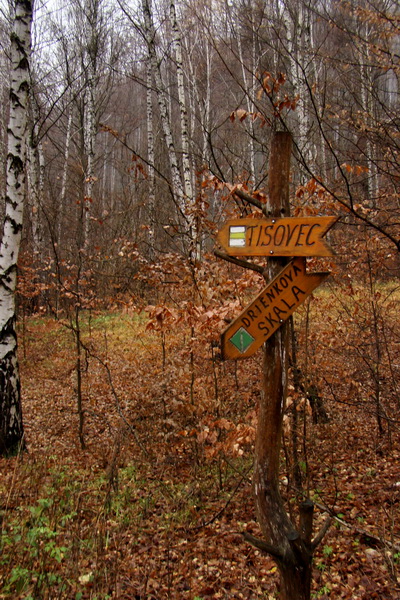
[{"xmin": 0, "ymin": 0, "xmax": 400, "ymax": 598}]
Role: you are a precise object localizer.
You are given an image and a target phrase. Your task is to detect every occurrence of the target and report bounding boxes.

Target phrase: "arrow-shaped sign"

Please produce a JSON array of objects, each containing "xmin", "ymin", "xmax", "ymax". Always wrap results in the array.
[
  {"xmin": 221, "ymin": 257, "xmax": 330, "ymax": 360},
  {"xmin": 217, "ymin": 216, "xmax": 337, "ymax": 257}
]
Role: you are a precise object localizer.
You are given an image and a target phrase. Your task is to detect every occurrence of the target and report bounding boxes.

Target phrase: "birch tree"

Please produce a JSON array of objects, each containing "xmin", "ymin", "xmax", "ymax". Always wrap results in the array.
[
  {"xmin": 170, "ymin": 0, "xmax": 193, "ymax": 209},
  {"xmin": 141, "ymin": 0, "xmax": 185, "ymax": 213},
  {"xmin": 169, "ymin": 0, "xmax": 202, "ymax": 256},
  {"xmin": 79, "ymin": 0, "xmax": 101, "ymax": 248},
  {"xmin": 145, "ymin": 62, "xmax": 156, "ymax": 256},
  {"xmin": 0, "ymin": 18, "xmax": 10, "ymax": 205},
  {"xmin": 119, "ymin": 0, "xmax": 201, "ymax": 257},
  {"xmin": 280, "ymin": 0, "xmax": 317, "ymax": 176},
  {"xmin": 27, "ymin": 95, "xmax": 45, "ymax": 256},
  {"xmin": 0, "ymin": 0, "xmax": 33, "ymax": 456}
]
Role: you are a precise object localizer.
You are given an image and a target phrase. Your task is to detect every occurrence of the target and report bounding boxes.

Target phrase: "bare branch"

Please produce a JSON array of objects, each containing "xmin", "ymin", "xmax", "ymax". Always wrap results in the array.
[
  {"xmin": 241, "ymin": 531, "xmax": 284, "ymax": 560},
  {"xmin": 214, "ymin": 249, "xmax": 264, "ymax": 274},
  {"xmin": 311, "ymin": 516, "xmax": 332, "ymax": 551},
  {"xmin": 233, "ymin": 188, "xmax": 265, "ymax": 213}
]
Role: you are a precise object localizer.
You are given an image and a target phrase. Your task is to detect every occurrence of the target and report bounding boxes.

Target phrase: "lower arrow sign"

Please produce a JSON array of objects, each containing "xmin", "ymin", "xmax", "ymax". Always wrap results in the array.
[{"xmin": 221, "ymin": 257, "xmax": 330, "ymax": 360}]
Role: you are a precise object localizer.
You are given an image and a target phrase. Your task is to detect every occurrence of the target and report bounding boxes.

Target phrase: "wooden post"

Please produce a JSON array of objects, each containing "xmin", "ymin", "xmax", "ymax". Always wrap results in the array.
[{"xmin": 253, "ymin": 132, "xmax": 313, "ymax": 600}]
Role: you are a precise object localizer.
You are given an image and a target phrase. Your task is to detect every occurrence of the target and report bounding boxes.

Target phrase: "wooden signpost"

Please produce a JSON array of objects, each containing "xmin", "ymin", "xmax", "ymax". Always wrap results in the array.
[
  {"xmin": 217, "ymin": 216, "xmax": 336, "ymax": 257},
  {"xmin": 216, "ymin": 132, "xmax": 335, "ymax": 600},
  {"xmin": 221, "ymin": 257, "xmax": 329, "ymax": 360}
]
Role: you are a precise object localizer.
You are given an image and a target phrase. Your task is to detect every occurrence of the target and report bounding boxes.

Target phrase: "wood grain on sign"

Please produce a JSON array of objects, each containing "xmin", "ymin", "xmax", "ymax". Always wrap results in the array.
[
  {"xmin": 221, "ymin": 257, "xmax": 329, "ymax": 360},
  {"xmin": 217, "ymin": 216, "xmax": 337, "ymax": 257}
]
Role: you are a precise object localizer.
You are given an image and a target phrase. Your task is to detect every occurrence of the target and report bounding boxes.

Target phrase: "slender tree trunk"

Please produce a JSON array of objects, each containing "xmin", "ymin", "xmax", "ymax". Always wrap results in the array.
[
  {"xmin": 27, "ymin": 95, "xmax": 45, "ymax": 258},
  {"xmin": 0, "ymin": 0, "xmax": 33, "ymax": 456},
  {"xmin": 74, "ymin": 304, "xmax": 85, "ymax": 449},
  {"xmin": 146, "ymin": 62, "xmax": 156, "ymax": 257},
  {"xmin": 83, "ymin": 77, "xmax": 96, "ymax": 248},
  {"xmin": 282, "ymin": 1, "xmax": 314, "ymax": 178},
  {"xmin": 170, "ymin": 0, "xmax": 198, "ymax": 258},
  {"xmin": 26, "ymin": 124, "xmax": 44, "ymax": 312},
  {"xmin": 237, "ymin": 27, "xmax": 256, "ymax": 183},
  {"xmin": 141, "ymin": 0, "xmax": 185, "ymax": 213},
  {"xmin": 202, "ymin": 43, "xmax": 211, "ymax": 165},
  {"xmin": 169, "ymin": 0, "xmax": 192, "ymax": 205},
  {"xmin": 184, "ymin": 34, "xmax": 212, "ymax": 245},
  {"xmin": 358, "ymin": 37, "xmax": 378, "ymax": 207},
  {"xmin": 28, "ymin": 138, "xmax": 44, "ymax": 255},
  {"xmin": 58, "ymin": 106, "xmax": 73, "ymax": 245}
]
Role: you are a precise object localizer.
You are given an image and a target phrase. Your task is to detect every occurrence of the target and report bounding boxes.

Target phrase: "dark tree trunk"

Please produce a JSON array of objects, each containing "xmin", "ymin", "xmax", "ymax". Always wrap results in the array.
[
  {"xmin": 252, "ymin": 132, "xmax": 315, "ymax": 600},
  {"xmin": 278, "ymin": 561, "xmax": 312, "ymax": 600},
  {"xmin": 0, "ymin": 337, "xmax": 24, "ymax": 455},
  {"xmin": 307, "ymin": 384, "xmax": 329, "ymax": 424}
]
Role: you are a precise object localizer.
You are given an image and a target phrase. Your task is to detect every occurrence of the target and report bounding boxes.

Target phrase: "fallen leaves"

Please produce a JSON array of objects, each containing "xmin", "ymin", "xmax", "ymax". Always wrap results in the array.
[{"xmin": 2, "ymin": 240, "xmax": 400, "ymax": 598}]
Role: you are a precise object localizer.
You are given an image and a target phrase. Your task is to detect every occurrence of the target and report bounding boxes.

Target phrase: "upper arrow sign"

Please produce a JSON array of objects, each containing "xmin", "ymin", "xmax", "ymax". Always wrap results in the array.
[
  {"xmin": 221, "ymin": 257, "xmax": 330, "ymax": 360},
  {"xmin": 217, "ymin": 216, "xmax": 337, "ymax": 257}
]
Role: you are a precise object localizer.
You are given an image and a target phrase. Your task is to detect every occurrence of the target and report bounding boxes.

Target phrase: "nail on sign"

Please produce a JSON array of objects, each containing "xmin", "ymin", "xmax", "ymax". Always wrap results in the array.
[{"xmin": 221, "ymin": 257, "xmax": 330, "ymax": 360}]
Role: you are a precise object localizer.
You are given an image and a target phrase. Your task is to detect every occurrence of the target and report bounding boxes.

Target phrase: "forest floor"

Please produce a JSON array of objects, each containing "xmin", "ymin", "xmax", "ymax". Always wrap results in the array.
[{"xmin": 1, "ymin": 294, "xmax": 400, "ymax": 599}]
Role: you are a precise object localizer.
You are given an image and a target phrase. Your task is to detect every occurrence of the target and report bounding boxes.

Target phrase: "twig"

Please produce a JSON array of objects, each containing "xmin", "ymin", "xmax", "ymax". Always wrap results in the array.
[
  {"xmin": 191, "ymin": 467, "xmax": 251, "ymax": 530},
  {"xmin": 313, "ymin": 505, "xmax": 400, "ymax": 552}
]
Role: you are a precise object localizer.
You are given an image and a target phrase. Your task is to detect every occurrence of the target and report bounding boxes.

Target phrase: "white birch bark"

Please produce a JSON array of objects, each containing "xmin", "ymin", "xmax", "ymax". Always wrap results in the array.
[
  {"xmin": 169, "ymin": 0, "xmax": 198, "ymax": 255},
  {"xmin": 282, "ymin": 0, "xmax": 315, "ymax": 176},
  {"xmin": 75, "ymin": 0, "xmax": 105, "ymax": 249},
  {"xmin": 183, "ymin": 33, "xmax": 211, "ymax": 166},
  {"xmin": 141, "ymin": 0, "xmax": 185, "ymax": 219},
  {"xmin": 58, "ymin": 107, "xmax": 73, "ymax": 245},
  {"xmin": 83, "ymin": 78, "xmax": 96, "ymax": 247},
  {"xmin": 146, "ymin": 62, "xmax": 156, "ymax": 256},
  {"xmin": 81, "ymin": 0, "xmax": 99, "ymax": 250},
  {"xmin": 27, "ymin": 111, "xmax": 45, "ymax": 255},
  {"xmin": 237, "ymin": 29, "xmax": 256, "ymax": 184},
  {"xmin": 169, "ymin": 0, "xmax": 193, "ymax": 205},
  {"xmin": 0, "ymin": 46, "xmax": 9, "ymax": 206},
  {"xmin": 358, "ymin": 28, "xmax": 379, "ymax": 207},
  {"xmin": 186, "ymin": 53, "xmax": 197, "ymax": 194},
  {"xmin": 183, "ymin": 24, "xmax": 213, "ymax": 257},
  {"xmin": 0, "ymin": 0, "xmax": 32, "ymax": 455}
]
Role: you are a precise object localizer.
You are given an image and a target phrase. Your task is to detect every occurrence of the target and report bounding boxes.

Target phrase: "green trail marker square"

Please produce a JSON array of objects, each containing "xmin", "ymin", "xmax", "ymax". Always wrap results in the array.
[{"xmin": 229, "ymin": 327, "xmax": 255, "ymax": 354}]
